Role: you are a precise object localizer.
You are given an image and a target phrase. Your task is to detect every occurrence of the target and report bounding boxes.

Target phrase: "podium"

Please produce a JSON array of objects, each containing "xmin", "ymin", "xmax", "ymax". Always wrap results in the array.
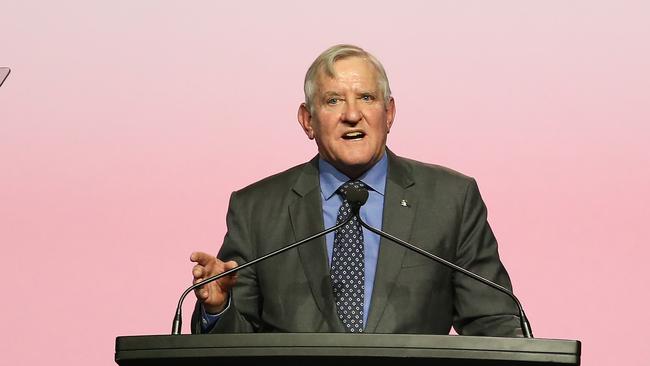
[{"xmin": 115, "ymin": 333, "xmax": 580, "ymax": 365}]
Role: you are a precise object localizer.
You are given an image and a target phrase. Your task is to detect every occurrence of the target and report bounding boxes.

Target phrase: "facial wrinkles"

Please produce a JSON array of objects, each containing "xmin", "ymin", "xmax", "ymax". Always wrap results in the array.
[
  {"xmin": 319, "ymin": 66, "xmax": 377, "ymax": 107},
  {"xmin": 336, "ymin": 70, "xmax": 372, "ymax": 101},
  {"xmin": 337, "ymin": 69, "xmax": 363, "ymax": 90}
]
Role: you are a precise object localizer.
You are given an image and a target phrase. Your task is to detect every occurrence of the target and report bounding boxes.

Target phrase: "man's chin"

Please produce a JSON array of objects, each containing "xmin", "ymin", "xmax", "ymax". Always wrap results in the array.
[
  {"xmin": 318, "ymin": 146, "xmax": 383, "ymax": 178},
  {"xmin": 331, "ymin": 158, "xmax": 376, "ymax": 179}
]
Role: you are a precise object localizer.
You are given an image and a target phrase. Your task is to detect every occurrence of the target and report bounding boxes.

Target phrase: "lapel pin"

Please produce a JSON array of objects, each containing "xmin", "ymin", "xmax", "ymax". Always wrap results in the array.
[{"xmin": 400, "ymin": 199, "xmax": 409, "ymax": 207}]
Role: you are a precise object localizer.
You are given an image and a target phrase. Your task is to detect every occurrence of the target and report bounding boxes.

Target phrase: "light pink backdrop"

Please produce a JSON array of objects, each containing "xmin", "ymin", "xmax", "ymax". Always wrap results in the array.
[{"xmin": 1, "ymin": 1, "xmax": 649, "ymax": 365}]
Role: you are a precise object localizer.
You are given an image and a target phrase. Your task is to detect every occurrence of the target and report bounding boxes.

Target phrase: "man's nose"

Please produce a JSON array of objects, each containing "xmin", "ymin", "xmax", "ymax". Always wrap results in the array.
[{"xmin": 342, "ymin": 100, "xmax": 362, "ymax": 123}]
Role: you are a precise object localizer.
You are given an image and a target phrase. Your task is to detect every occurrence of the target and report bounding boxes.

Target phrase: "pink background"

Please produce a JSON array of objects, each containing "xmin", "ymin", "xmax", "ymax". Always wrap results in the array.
[{"xmin": 1, "ymin": 1, "xmax": 649, "ymax": 365}]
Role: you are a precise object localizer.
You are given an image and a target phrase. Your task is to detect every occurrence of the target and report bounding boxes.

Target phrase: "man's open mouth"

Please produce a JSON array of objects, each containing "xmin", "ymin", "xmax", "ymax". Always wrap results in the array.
[{"xmin": 342, "ymin": 131, "xmax": 366, "ymax": 140}]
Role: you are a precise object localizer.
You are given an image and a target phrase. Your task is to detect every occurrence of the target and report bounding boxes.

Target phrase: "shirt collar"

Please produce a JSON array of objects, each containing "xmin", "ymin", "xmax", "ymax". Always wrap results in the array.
[{"xmin": 319, "ymin": 151, "xmax": 388, "ymax": 201}]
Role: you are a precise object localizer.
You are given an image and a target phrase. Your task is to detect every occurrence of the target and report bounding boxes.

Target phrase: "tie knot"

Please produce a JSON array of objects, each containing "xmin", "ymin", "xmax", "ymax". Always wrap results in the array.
[{"xmin": 337, "ymin": 180, "xmax": 366, "ymax": 200}]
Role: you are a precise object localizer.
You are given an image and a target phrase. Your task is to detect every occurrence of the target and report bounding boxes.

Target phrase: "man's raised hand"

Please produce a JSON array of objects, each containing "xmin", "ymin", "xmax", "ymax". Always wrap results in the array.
[{"xmin": 190, "ymin": 252, "xmax": 238, "ymax": 314}]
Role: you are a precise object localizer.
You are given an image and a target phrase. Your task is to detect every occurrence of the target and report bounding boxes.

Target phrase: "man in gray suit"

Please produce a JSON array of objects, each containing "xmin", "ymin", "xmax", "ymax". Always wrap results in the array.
[{"xmin": 189, "ymin": 44, "xmax": 522, "ymax": 336}]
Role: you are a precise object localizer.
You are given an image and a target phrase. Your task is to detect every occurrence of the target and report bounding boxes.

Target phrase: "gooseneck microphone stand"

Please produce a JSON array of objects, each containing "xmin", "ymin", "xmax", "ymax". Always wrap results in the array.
[
  {"xmin": 171, "ymin": 194, "xmax": 368, "ymax": 335},
  {"xmin": 171, "ymin": 187, "xmax": 532, "ymax": 337},
  {"xmin": 351, "ymin": 187, "xmax": 534, "ymax": 338}
]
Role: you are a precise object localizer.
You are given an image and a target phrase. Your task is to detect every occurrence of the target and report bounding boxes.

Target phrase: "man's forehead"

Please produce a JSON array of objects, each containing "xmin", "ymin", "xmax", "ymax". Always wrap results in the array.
[
  {"xmin": 316, "ymin": 58, "xmax": 379, "ymax": 88},
  {"xmin": 321, "ymin": 56, "xmax": 375, "ymax": 76}
]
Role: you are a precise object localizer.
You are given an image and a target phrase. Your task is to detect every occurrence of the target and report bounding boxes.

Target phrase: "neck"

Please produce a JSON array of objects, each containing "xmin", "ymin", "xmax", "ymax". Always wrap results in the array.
[
  {"xmin": 324, "ymin": 161, "xmax": 368, "ymax": 180},
  {"xmin": 318, "ymin": 150, "xmax": 387, "ymax": 180}
]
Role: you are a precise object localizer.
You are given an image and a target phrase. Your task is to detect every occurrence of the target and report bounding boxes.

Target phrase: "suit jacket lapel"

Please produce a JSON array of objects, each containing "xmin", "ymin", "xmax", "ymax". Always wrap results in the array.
[
  {"xmin": 365, "ymin": 150, "xmax": 416, "ymax": 332},
  {"xmin": 289, "ymin": 157, "xmax": 345, "ymax": 332}
]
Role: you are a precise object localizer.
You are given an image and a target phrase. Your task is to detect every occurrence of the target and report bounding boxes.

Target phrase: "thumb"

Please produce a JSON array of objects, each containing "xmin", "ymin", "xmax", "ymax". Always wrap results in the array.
[{"xmin": 223, "ymin": 260, "xmax": 238, "ymax": 271}]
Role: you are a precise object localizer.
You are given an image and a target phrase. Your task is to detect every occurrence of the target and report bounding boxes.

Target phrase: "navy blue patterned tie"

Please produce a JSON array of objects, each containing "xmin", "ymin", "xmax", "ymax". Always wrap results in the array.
[{"xmin": 331, "ymin": 180, "xmax": 365, "ymax": 332}]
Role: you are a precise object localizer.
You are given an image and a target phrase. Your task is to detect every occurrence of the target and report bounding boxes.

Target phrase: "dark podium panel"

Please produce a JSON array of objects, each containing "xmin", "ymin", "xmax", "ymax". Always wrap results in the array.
[{"xmin": 115, "ymin": 333, "xmax": 580, "ymax": 366}]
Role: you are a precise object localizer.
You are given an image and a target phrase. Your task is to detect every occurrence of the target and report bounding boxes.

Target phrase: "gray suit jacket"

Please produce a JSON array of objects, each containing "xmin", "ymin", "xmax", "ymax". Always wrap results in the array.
[{"xmin": 192, "ymin": 150, "xmax": 522, "ymax": 336}]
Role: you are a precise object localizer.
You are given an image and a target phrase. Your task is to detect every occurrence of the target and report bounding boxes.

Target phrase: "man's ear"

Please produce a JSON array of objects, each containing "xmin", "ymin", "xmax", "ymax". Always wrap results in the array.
[
  {"xmin": 297, "ymin": 103, "xmax": 315, "ymax": 140},
  {"xmin": 386, "ymin": 97, "xmax": 396, "ymax": 133}
]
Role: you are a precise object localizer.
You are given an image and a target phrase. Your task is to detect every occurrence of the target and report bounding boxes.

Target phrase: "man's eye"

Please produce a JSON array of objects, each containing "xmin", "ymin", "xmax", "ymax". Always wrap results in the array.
[
  {"xmin": 361, "ymin": 94, "xmax": 375, "ymax": 102},
  {"xmin": 327, "ymin": 98, "xmax": 340, "ymax": 105}
]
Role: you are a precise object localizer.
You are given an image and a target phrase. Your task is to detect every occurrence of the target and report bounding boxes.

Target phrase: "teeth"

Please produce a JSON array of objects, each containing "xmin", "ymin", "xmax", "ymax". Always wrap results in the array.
[{"xmin": 345, "ymin": 132, "xmax": 363, "ymax": 137}]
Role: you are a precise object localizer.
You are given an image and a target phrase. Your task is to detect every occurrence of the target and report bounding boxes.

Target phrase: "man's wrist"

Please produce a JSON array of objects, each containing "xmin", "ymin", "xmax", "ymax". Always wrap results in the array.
[
  {"xmin": 200, "ymin": 295, "xmax": 231, "ymax": 332},
  {"xmin": 203, "ymin": 301, "xmax": 227, "ymax": 315}
]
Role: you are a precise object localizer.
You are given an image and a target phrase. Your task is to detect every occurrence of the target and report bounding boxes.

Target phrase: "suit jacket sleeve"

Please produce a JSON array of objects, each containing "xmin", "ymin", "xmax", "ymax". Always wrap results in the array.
[
  {"xmin": 451, "ymin": 178, "xmax": 522, "ymax": 336},
  {"xmin": 191, "ymin": 190, "xmax": 262, "ymax": 333}
]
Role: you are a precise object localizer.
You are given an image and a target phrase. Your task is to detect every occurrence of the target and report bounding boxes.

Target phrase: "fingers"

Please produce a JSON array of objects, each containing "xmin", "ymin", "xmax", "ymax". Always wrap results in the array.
[
  {"xmin": 192, "ymin": 264, "xmax": 204, "ymax": 279},
  {"xmin": 190, "ymin": 252, "xmax": 220, "ymax": 281},
  {"xmin": 190, "ymin": 253, "xmax": 236, "ymax": 290},
  {"xmin": 223, "ymin": 260, "xmax": 238, "ymax": 271},
  {"xmin": 194, "ymin": 285, "xmax": 209, "ymax": 300},
  {"xmin": 190, "ymin": 253, "xmax": 215, "ymax": 299},
  {"xmin": 189, "ymin": 253, "xmax": 238, "ymax": 282},
  {"xmin": 215, "ymin": 261, "xmax": 238, "ymax": 285},
  {"xmin": 190, "ymin": 251, "xmax": 216, "ymax": 266},
  {"xmin": 190, "ymin": 253, "xmax": 239, "ymax": 311}
]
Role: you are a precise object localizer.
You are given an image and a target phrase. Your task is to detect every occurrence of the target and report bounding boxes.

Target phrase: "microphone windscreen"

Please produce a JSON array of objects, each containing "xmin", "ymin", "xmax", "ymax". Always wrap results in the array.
[{"xmin": 346, "ymin": 186, "xmax": 369, "ymax": 208}]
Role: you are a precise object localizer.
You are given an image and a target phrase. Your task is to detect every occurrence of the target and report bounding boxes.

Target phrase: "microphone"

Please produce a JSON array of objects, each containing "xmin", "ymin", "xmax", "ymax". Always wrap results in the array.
[
  {"xmin": 171, "ymin": 193, "xmax": 367, "ymax": 335},
  {"xmin": 346, "ymin": 185, "xmax": 369, "ymax": 211},
  {"xmin": 346, "ymin": 186, "xmax": 534, "ymax": 338},
  {"xmin": 0, "ymin": 67, "xmax": 10, "ymax": 88}
]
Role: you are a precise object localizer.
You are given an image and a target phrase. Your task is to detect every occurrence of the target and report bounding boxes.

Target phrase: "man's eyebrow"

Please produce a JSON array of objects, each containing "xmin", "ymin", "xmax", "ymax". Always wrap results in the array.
[
  {"xmin": 321, "ymin": 91, "xmax": 341, "ymax": 97},
  {"xmin": 321, "ymin": 90, "xmax": 377, "ymax": 96}
]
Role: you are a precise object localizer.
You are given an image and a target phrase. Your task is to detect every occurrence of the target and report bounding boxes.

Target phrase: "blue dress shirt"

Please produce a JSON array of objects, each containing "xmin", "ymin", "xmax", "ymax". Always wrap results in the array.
[{"xmin": 202, "ymin": 151, "xmax": 388, "ymax": 331}]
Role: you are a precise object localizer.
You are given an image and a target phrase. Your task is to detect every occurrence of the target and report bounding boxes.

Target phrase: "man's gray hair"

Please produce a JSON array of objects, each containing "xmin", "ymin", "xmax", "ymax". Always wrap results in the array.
[{"xmin": 303, "ymin": 44, "xmax": 392, "ymax": 113}]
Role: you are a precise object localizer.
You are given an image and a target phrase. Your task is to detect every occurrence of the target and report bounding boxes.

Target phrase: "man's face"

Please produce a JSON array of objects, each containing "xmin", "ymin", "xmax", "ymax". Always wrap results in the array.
[{"xmin": 298, "ymin": 57, "xmax": 396, "ymax": 178}]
